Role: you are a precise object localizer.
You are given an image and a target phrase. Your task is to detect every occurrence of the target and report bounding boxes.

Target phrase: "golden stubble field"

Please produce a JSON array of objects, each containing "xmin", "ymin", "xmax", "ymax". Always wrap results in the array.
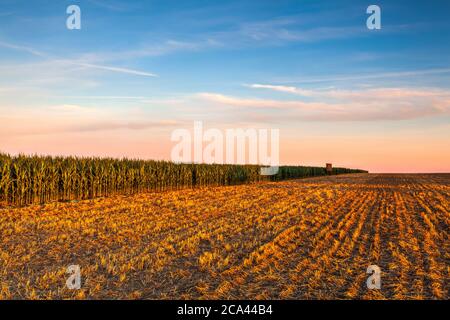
[{"xmin": 0, "ymin": 173, "xmax": 448, "ymax": 299}]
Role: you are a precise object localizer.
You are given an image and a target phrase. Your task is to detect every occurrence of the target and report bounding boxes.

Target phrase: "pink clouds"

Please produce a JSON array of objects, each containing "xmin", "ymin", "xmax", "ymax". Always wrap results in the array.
[{"xmin": 198, "ymin": 86, "xmax": 450, "ymax": 121}]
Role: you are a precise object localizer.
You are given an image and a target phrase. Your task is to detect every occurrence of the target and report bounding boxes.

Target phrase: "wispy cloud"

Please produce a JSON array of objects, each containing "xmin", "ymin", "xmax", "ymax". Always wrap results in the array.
[
  {"xmin": 248, "ymin": 83, "xmax": 450, "ymax": 100},
  {"xmin": 0, "ymin": 40, "xmax": 46, "ymax": 57},
  {"xmin": 239, "ymin": 23, "xmax": 365, "ymax": 43},
  {"xmin": 196, "ymin": 92, "xmax": 336, "ymax": 110},
  {"xmin": 87, "ymin": 0, "xmax": 136, "ymax": 12},
  {"xmin": 94, "ymin": 39, "xmax": 222, "ymax": 62},
  {"xmin": 60, "ymin": 95, "xmax": 149, "ymax": 100},
  {"xmin": 68, "ymin": 13, "xmax": 399, "ymax": 63},
  {"xmin": 197, "ymin": 87, "xmax": 450, "ymax": 121},
  {"xmin": 247, "ymin": 84, "xmax": 314, "ymax": 96},
  {"xmin": 271, "ymin": 68, "xmax": 450, "ymax": 84},
  {"xmin": 67, "ymin": 120, "xmax": 179, "ymax": 133},
  {"xmin": 0, "ymin": 40, "xmax": 158, "ymax": 77},
  {"xmin": 0, "ymin": 60, "xmax": 101, "ymax": 89},
  {"xmin": 48, "ymin": 104, "xmax": 96, "ymax": 113},
  {"xmin": 74, "ymin": 62, "xmax": 157, "ymax": 77}
]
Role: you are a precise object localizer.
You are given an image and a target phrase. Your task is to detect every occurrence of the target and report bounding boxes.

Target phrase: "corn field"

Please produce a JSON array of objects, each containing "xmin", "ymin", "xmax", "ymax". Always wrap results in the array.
[{"xmin": 0, "ymin": 153, "xmax": 367, "ymax": 206}]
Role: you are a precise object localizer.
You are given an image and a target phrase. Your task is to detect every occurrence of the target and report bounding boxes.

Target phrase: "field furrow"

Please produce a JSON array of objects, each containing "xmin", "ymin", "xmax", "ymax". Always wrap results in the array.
[{"xmin": 0, "ymin": 173, "xmax": 448, "ymax": 299}]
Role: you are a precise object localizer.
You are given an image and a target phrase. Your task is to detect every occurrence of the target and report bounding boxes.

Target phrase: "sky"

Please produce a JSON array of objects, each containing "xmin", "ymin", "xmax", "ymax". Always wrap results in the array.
[{"xmin": 0, "ymin": 0, "xmax": 449, "ymax": 173}]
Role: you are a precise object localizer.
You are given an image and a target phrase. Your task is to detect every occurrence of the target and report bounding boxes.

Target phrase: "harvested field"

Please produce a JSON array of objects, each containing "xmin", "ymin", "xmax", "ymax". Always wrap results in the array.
[{"xmin": 0, "ymin": 173, "xmax": 448, "ymax": 299}]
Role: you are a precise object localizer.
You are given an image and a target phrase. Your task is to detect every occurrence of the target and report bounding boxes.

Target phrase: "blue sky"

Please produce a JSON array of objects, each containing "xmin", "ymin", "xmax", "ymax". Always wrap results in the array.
[{"xmin": 0, "ymin": 0, "xmax": 449, "ymax": 172}]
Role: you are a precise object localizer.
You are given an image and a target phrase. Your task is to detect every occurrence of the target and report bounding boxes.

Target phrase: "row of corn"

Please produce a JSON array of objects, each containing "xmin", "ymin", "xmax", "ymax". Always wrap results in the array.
[{"xmin": 0, "ymin": 153, "xmax": 367, "ymax": 206}]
